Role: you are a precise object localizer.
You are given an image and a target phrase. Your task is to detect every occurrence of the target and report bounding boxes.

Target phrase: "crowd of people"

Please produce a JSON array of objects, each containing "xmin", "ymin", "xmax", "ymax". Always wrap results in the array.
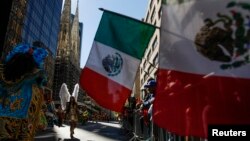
[{"xmin": 120, "ymin": 78, "xmax": 158, "ymax": 141}]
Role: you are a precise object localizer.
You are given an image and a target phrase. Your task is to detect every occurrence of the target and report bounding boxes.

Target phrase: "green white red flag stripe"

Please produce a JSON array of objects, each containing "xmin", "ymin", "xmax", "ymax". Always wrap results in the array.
[
  {"xmin": 80, "ymin": 10, "xmax": 155, "ymax": 112},
  {"xmin": 154, "ymin": 0, "xmax": 250, "ymax": 138},
  {"xmin": 85, "ymin": 42, "xmax": 141, "ymax": 89}
]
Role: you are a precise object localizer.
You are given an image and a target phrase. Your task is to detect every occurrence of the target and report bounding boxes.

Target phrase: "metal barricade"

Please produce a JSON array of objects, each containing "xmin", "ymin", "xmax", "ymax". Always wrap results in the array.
[
  {"xmin": 128, "ymin": 109, "xmax": 153, "ymax": 141},
  {"xmin": 128, "ymin": 108, "xmax": 207, "ymax": 141}
]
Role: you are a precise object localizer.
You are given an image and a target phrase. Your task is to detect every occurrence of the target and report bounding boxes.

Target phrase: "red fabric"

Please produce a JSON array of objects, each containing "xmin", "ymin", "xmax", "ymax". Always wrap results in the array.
[
  {"xmin": 142, "ymin": 108, "xmax": 149, "ymax": 126},
  {"xmin": 154, "ymin": 69, "xmax": 250, "ymax": 138},
  {"xmin": 79, "ymin": 67, "xmax": 131, "ymax": 113}
]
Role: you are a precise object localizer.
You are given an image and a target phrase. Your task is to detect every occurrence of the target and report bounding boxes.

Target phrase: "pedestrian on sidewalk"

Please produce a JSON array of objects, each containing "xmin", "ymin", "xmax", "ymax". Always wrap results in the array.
[{"xmin": 0, "ymin": 42, "xmax": 48, "ymax": 140}]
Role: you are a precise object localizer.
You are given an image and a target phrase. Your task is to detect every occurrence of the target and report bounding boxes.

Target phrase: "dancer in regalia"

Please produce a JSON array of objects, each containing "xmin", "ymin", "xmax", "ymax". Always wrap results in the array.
[{"xmin": 0, "ymin": 43, "xmax": 48, "ymax": 140}]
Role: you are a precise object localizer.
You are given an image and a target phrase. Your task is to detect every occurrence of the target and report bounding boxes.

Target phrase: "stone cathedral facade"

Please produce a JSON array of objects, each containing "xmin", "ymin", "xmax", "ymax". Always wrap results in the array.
[{"xmin": 53, "ymin": 0, "xmax": 83, "ymax": 103}]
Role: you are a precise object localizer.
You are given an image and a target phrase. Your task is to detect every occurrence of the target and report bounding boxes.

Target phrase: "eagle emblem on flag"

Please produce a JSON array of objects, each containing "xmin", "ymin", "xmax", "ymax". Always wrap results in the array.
[
  {"xmin": 194, "ymin": 1, "xmax": 250, "ymax": 70},
  {"xmin": 102, "ymin": 52, "xmax": 123, "ymax": 76}
]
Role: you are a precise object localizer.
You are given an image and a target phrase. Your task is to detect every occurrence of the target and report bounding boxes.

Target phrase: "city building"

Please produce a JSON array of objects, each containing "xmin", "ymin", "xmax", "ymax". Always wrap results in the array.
[
  {"xmin": 139, "ymin": 0, "xmax": 162, "ymax": 99},
  {"xmin": 22, "ymin": 0, "xmax": 63, "ymax": 89},
  {"xmin": 53, "ymin": 0, "xmax": 84, "ymax": 104},
  {"xmin": 22, "ymin": 0, "xmax": 62, "ymax": 57},
  {"xmin": 129, "ymin": 0, "xmax": 162, "ymax": 104},
  {"xmin": 0, "ymin": 0, "xmax": 11, "ymax": 57},
  {"xmin": 0, "ymin": 0, "xmax": 63, "ymax": 90},
  {"xmin": 0, "ymin": 0, "xmax": 12, "ymax": 56},
  {"xmin": 0, "ymin": 0, "xmax": 27, "ymax": 60}
]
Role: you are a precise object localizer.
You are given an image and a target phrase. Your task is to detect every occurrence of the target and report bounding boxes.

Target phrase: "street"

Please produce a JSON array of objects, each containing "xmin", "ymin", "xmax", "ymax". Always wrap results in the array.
[{"xmin": 34, "ymin": 121, "xmax": 130, "ymax": 141}]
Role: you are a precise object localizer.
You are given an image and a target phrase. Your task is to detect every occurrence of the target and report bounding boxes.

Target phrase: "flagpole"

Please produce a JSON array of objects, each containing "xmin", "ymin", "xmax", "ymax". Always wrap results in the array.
[{"xmin": 99, "ymin": 8, "xmax": 160, "ymax": 29}]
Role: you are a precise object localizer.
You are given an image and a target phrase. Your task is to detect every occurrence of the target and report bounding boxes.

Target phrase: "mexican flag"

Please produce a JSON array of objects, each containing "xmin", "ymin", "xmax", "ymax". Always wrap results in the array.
[
  {"xmin": 154, "ymin": 0, "xmax": 250, "ymax": 138},
  {"xmin": 80, "ymin": 10, "xmax": 155, "ymax": 112}
]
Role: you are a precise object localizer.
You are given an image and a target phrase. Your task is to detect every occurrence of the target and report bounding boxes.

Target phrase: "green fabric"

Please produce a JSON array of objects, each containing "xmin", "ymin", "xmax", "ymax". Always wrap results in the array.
[{"xmin": 95, "ymin": 11, "xmax": 155, "ymax": 59}]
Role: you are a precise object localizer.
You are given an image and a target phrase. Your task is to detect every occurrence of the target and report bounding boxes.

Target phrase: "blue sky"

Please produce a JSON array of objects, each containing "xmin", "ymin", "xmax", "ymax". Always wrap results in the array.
[{"xmin": 65, "ymin": 0, "xmax": 150, "ymax": 68}]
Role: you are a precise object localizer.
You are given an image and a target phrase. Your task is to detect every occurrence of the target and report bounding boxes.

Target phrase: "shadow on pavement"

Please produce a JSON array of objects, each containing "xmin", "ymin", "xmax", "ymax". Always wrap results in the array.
[
  {"xmin": 62, "ymin": 138, "xmax": 80, "ymax": 141},
  {"xmin": 34, "ymin": 128, "xmax": 57, "ymax": 141},
  {"xmin": 78, "ymin": 121, "xmax": 129, "ymax": 141},
  {"xmin": 35, "ymin": 121, "xmax": 130, "ymax": 141}
]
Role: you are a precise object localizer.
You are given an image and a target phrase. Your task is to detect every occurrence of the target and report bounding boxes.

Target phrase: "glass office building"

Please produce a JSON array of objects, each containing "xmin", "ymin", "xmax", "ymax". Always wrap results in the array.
[
  {"xmin": 22, "ymin": 0, "xmax": 62, "ymax": 57},
  {"xmin": 22, "ymin": 0, "xmax": 63, "ymax": 89}
]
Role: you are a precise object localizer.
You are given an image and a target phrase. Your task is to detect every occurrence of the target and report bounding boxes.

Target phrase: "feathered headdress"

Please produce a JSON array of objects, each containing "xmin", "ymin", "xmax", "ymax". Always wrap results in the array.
[{"xmin": 5, "ymin": 43, "xmax": 48, "ymax": 69}]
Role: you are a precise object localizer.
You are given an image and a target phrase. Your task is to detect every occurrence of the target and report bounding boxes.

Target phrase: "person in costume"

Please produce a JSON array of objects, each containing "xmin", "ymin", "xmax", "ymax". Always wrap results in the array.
[
  {"xmin": 0, "ymin": 42, "xmax": 48, "ymax": 140},
  {"xmin": 60, "ymin": 83, "xmax": 79, "ymax": 139},
  {"xmin": 66, "ymin": 96, "xmax": 79, "ymax": 138}
]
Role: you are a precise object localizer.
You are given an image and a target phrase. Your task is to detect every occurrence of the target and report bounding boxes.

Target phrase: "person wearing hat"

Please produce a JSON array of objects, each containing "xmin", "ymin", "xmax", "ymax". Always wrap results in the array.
[
  {"xmin": 144, "ymin": 79, "xmax": 156, "ymax": 119},
  {"xmin": 144, "ymin": 79, "xmax": 160, "ymax": 141},
  {"xmin": 140, "ymin": 79, "xmax": 157, "ymax": 138}
]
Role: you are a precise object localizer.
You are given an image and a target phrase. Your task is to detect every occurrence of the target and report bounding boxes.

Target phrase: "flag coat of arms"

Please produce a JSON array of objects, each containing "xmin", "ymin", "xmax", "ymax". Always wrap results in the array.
[
  {"xmin": 154, "ymin": 0, "xmax": 250, "ymax": 138},
  {"xmin": 80, "ymin": 10, "xmax": 155, "ymax": 112}
]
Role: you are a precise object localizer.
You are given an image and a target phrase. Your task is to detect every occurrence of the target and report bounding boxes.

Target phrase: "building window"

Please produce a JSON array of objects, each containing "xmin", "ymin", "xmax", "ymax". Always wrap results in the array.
[
  {"xmin": 154, "ymin": 20, "xmax": 157, "ymax": 26},
  {"xmin": 151, "ymin": 7, "xmax": 156, "ymax": 22},
  {"xmin": 147, "ymin": 50, "xmax": 151, "ymax": 61},
  {"xmin": 153, "ymin": 53, "xmax": 159, "ymax": 65},
  {"xmin": 152, "ymin": 36, "xmax": 158, "ymax": 49},
  {"xmin": 158, "ymin": 7, "xmax": 162, "ymax": 19},
  {"xmin": 149, "ymin": 0, "xmax": 153, "ymax": 9},
  {"xmin": 143, "ymin": 61, "xmax": 146, "ymax": 68},
  {"xmin": 148, "ymin": 65, "xmax": 153, "ymax": 74}
]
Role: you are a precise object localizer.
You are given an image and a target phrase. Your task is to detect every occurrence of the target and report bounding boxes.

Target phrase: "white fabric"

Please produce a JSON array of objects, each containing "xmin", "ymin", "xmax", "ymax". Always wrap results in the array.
[
  {"xmin": 59, "ymin": 83, "xmax": 70, "ymax": 110},
  {"xmin": 160, "ymin": 0, "xmax": 250, "ymax": 78},
  {"xmin": 86, "ymin": 41, "xmax": 141, "ymax": 89},
  {"xmin": 72, "ymin": 83, "xmax": 79, "ymax": 102}
]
